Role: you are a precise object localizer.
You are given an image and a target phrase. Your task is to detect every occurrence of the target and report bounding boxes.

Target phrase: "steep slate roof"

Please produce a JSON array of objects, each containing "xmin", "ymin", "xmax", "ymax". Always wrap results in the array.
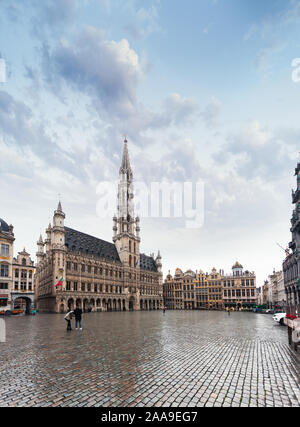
[
  {"xmin": 65, "ymin": 227, "xmax": 121, "ymax": 263},
  {"xmin": 140, "ymin": 253, "xmax": 158, "ymax": 272},
  {"xmin": 0, "ymin": 218, "xmax": 10, "ymax": 233},
  {"xmin": 64, "ymin": 227, "xmax": 158, "ymax": 272}
]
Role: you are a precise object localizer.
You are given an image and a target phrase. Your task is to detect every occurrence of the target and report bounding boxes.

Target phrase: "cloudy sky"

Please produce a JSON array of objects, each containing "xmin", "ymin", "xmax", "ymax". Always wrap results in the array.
[{"xmin": 1, "ymin": 0, "xmax": 300, "ymax": 286}]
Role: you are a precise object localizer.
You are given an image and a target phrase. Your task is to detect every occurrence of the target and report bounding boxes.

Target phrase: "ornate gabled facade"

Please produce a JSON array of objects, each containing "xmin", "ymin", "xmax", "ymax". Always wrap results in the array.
[
  {"xmin": 163, "ymin": 269, "xmax": 196, "ymax": 310},
  {"xmin": 283, "ymin": 162, "xmax": 300, "ymax": 313},
  {"xmin": 0, "ymin": 220, "xmax": 36, "ymax": 314},
  {"xmin": 0, "ymin": 219, "xmax": 14, "ymax": 312},
  {"xmin": 222, "ymin": 263, "xmax": 256, "ymax": 309},
  {"xmin": 12, "ymin": 249, "xmax": 36, "ymax": 313},
  {"xmin": 36, "ymin": 138, "xmax": 163, "ymax": 313},
  {"xmin": 164, "ymin": 263, "xmax": 257, "ymax": 311}
]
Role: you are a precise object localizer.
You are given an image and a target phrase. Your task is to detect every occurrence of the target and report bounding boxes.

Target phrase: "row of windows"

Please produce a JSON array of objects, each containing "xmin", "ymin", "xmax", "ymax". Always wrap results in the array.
[
  {"xmin": 66, "ymin": 282, "xmax": 134, "ymax": 294},
  {"xmin": 224, "ymin": 280, "xmax": 254, "ymax": 287},
  {"xmin": 224, "ymin": 289, "xmax": 255, "ymax": 297},
  {"xmin": 64, "ymin": 282, "xmax": 159, "ymax": 296},
  {"xmin": 14, "ymin": 282, "xmax": 33, "ymax": 291},
  {"xmin": 170, "ymin": 290, "xmax": 256, "ymax": 297},
  {"xmin": 66, "ymin": 262, "xmax": 157, "ymax": 283},
  {"xmin": 168, "ymin": 280, "xmax": 255, "ymax": 289},
  {"xmin": 1, "ymin": 266, "xmax": 34, "ymax": 278},
  {"xmin": 184, "ymin": 293, "xmax": 195, "ymax": 299},
  {"xmin": 15, "ymin": 269, "xmax": 33, "ymax": 279},
  {"xmin": 0, "ymin": 283, "xmax": 8, "ymax": 289},
  {"xmin": 183, "ymin": 293, "xmax": 220, "ymax": 299},
  {"xmin": 67, "ymin": 262, "xmax": 123, "ymax": 278},
  {"xmin": 166, "ymin": 290, "xmax": 255, "ymax": 298},
  {"xmin": 167, "ymin": 288, "xmax": 222, "ymax": 294},
  {"xmin": 183, "ymin": 285, "xmax": 194, "ymax": 290}
]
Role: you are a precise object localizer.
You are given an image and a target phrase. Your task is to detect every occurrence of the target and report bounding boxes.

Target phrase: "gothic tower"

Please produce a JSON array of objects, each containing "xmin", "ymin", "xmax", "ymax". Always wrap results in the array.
[
  {"xmin": 52, "ymin": 201, "xmax": 66, "ymax": 293},
  {"xmin": 113, "ymin": 138, "xmax": 140, "ymax": 269}
]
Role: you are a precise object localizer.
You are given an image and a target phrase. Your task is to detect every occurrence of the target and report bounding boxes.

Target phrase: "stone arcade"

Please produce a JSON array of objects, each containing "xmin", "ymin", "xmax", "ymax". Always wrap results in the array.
[{"xmin": 36, "ymin": 138, "xmax": 163, "ymax": 313}]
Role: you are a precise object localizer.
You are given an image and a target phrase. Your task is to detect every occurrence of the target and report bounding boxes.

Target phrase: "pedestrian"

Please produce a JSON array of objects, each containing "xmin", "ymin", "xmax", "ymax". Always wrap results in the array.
[
  {"xmin": 64, "ymin": 309, "xmax": 74, "ymax": 331},
  {"xmin": 73, "ymin": 305, "xmax": 83, "ymax": 330},
  {"xmin": 163, "ymin": 306, "xmax": 166, "ymax": 315}
]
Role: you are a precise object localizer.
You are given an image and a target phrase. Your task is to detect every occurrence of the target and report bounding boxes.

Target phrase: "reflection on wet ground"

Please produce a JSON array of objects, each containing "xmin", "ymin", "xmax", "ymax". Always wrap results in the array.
[{"xmin": 0, "ymin": 311, "xmax": 299, "ymax": 407}]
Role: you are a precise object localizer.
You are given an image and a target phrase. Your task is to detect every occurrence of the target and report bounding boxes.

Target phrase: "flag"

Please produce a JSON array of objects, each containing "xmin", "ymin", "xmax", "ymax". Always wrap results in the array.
[{"xmin": 55, "ymin": 277, "xmax": 63, "ymax": 287}]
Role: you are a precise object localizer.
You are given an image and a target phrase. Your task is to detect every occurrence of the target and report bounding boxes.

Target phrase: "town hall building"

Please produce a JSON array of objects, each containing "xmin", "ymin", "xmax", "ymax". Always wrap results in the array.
[{"xmin": 36, "ymin": 138, "xmax": 163, "ymax": 313}]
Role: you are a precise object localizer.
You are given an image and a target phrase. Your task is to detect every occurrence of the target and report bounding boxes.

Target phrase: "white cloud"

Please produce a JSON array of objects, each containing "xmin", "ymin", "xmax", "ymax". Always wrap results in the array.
[
  {"xmin": 42, "ymin": 27, "xmax": 144, "ymax": 118},
  {"xmin": 200, "ymin": 96, "xmax": 222, "ymax": 128}
]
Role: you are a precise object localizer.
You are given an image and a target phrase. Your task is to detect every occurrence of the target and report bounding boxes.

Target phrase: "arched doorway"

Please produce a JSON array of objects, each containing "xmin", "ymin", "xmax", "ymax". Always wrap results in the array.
[
  {"xmin": 89, "ymin": 299, "xmax": 95, "ymax": 312},
  {"xmin": 107, "ymin": 299, "xmax": 112, "ymax": 312},
  {"xmin": 118, "ymin": 299, "xmax": 121, "ymax": 311},
  {"xmin": 122, "ymin": 299, "xmax": 126, "ymax": 311},
  {"xmin": 83, "ymin": 298, "xmax": 89, "ymax": 312},
  {"xmin": 13, "ymin": 297, "xmax": 32, "ymax": 314},
  {"xmin": 68, "ymin": 298, "xmax": 74, "ymax": 311},
  {"xmin": 129, "ymin": 296, "xmax": 135, "ymax": 311}
]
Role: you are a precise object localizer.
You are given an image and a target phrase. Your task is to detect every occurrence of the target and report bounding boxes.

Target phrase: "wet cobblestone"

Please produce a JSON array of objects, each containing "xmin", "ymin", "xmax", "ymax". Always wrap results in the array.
[{"xmin": 0, "ymin": 311, "xmax": 299, "ymax": 407}]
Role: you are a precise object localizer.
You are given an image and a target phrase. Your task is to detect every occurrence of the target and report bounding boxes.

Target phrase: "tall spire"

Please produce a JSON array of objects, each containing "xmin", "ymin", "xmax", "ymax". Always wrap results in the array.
[
  {"xmin": 113, "ymin": 136, "xmax": 141, "ymax": 267},
  {"xmin": 114, "ymin": 136, "xmax": 135, "ymax": 237},
  {"xmin": 119, "ymin": 136, "xmax": 132, "ymax": 178}
]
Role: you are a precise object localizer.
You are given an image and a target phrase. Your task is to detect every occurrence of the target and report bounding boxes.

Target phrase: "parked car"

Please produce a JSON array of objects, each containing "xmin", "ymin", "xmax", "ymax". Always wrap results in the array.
[{"xmin": 273, "ymin": 312, "xmax": 286, "ymax": 326}]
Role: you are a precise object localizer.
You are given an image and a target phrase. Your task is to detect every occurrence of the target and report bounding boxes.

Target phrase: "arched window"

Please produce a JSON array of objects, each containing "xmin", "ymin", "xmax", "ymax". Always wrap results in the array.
[{"xmin": 22, "ymin": 258, "xmax": 26, "ymax": 266}]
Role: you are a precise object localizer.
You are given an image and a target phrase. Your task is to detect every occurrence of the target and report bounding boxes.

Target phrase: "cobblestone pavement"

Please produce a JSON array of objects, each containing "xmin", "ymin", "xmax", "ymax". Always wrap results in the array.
[{"xmin": 0, "ymin": 311, "xmax": 299, "ymax": 407}]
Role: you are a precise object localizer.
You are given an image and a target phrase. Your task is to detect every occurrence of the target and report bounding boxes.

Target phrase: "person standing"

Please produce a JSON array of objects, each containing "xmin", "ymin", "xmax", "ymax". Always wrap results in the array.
[
  {"xmin": 74, "ymin": 305, "xmax": 83, "ymax": 330},
  {"xmin": 64, "ymin": 309, "xmax": 74, "ymax": 331}
]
